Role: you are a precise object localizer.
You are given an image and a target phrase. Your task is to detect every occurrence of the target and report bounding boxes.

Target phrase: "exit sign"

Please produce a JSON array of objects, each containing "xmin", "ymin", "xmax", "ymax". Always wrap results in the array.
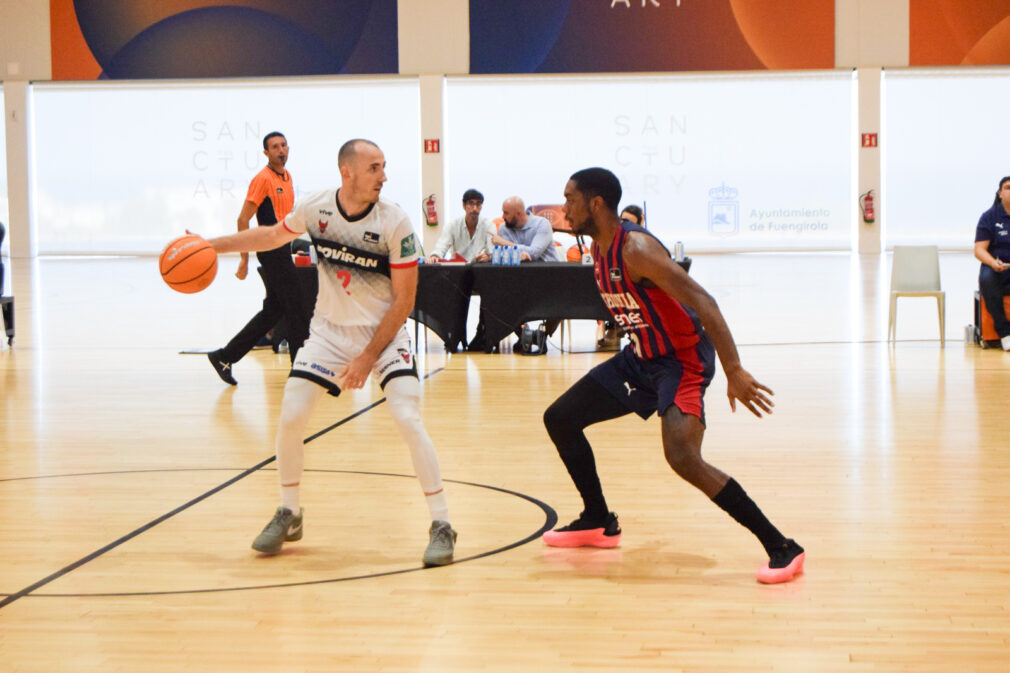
[
  {"xmin": 861, "ymin": 133, "xmax": 878, "ymax": 148},
  {"xmin": 424, "ymin": 139, "xmax": 440, "ymax": 153}
]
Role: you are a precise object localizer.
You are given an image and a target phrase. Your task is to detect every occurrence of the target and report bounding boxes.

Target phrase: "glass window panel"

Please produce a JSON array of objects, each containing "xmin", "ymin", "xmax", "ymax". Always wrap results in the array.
[
  {"xmin": 445, "ymin": 71, "xmax": 854, "ymax": 252},
  {"xmin": 883, "ymin": 67, "xmax": 1010, "ymax": 249},
  {"xmin": 32, "ymin": 78, "xmax": 421, "ymax": 254}
]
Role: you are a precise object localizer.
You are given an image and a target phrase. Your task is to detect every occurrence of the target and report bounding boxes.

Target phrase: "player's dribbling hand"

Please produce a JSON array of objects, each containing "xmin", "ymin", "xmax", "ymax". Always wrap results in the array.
[
  {"xmin": 726, "ymin": 367, "xmax": 775, "ymax": 418},
  {"xmin": 335, "ymin": 354, "xmax": 373, "ymax": 390}
]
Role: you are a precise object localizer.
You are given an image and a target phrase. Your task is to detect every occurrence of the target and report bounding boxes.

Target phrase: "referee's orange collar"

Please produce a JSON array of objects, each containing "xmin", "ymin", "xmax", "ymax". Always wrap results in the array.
[{"xmin": 266, "ymin": 165, "xmax": 288, "ymax": 180}]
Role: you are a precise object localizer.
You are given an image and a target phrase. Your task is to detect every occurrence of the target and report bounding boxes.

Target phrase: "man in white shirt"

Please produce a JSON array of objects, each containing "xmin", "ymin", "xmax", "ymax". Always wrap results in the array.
[
  {"xmin": 427, "ymin": 189, "xmax": 495, "ymax": 263},
  {"xmin": 202, "ymin": 138, "xmax": 457, "ymax": 567}
]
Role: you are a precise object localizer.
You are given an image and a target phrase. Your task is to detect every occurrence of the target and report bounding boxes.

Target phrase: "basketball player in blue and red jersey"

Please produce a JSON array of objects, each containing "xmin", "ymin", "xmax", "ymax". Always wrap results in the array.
[{"xmin": 542, "ymin": 167, "xmax": 804, "ymax": 584}]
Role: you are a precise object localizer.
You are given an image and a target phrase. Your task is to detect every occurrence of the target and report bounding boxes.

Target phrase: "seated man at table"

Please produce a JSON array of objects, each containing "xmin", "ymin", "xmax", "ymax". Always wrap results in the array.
[
  {"xmin": 490, "ymin": 196, "xmax": 562, "ymax": 347},
  {"xmin": 492, "ymin": 196, "xmax": 562, "ymax": 262},
  {"xmin": 427, "ymin": 188, "xmax": 496, "ymax": 263}
]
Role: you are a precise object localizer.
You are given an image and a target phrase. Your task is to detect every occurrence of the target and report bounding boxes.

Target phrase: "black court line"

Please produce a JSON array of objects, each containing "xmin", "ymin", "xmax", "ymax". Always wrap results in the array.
[
  {"xmin": 4, "ymin": 472, "xmax": 556, "ymax": 598},
  {"xmin": 550, "ymin": 337, "xmax": 953, "ymax": 354},
  {"xmin": 0, "ymin": 367, "xmax": 446, "ymax": 609}
]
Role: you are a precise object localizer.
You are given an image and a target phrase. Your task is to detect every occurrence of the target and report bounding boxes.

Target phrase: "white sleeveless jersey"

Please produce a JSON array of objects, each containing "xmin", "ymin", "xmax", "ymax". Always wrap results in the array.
[{"xmin": 283, "ymin": 189, "xmax": 419, "ymax": 326}]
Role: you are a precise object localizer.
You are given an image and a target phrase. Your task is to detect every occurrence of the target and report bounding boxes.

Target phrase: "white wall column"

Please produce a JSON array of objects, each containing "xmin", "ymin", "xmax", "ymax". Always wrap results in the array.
[
  {"xmin": 856, "ymin": 67, "xmax": 881, "ymax": 254},
  {"xmin": 397, "ymin": 0, "xmax": 469, "ymax": 76},
  {"xmin": 418, "ymin": 75, "xmax": 446, "ymax": 253},
  {"xmin": 4, "ymin": 80, "xmax": 36, "ymax": 258},
  {"xmin": 398, "ymin": 0, "xmax": 468, "ymax": 252}
]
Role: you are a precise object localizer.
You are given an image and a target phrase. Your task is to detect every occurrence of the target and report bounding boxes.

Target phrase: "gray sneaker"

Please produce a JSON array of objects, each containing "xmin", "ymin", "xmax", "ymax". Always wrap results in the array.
[
  {"xmin": 252, "ymin": 506, "xmax": 303, "ymax": 554},
  {"xmin": 423, "ymin": 520, "xmax": 457, "ymax": 567}
]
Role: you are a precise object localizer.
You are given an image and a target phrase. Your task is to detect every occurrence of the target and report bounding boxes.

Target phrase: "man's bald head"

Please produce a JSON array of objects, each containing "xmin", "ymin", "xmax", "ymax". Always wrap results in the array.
[
  {"xmin": 337, "ymin": 138, "xmax": 380, "ymax": 168},
  {"xmin": 501, "ymin": 196, "xmax": 528, "ymax": 229}
]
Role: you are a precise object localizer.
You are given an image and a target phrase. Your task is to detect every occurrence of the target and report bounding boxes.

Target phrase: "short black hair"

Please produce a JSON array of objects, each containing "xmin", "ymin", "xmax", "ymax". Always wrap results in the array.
[
  {"xmin": 462, "ymin": 188, "xmax": 484, "ymax": 204},
  {"xmin": 338, "ymin": 138, "xmax": 380, "ymax": 167},
  {"xmin": 620, "ymin": 204, "xmax": 643, "ymax": 224},
  {"xmin": 994, "ymin": 176, "xmax": 1010, "ymax": 205},
  {"xmin": 262, "ymin": 131, "xmax": 285, "ymax": 150},
  {"xmin": 569, "ymin": 167, "xmax": 622, "ymax": 211}
]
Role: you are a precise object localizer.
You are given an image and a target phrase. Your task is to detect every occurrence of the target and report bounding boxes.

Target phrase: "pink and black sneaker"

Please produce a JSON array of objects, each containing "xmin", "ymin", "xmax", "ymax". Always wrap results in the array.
[
  {"xmin": 756, "ymin": 539, "xmax": 805, "ymax": 584},
  {"xmin": 543, "ymin": 512, "xmax": 622, "ymax": 548}
]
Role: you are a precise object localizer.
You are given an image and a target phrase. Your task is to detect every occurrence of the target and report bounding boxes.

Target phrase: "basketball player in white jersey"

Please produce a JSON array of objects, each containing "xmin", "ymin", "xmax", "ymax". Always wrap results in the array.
[{"xmin": 203, "ymin": 139, "xmax": 456, "ymax": 566}]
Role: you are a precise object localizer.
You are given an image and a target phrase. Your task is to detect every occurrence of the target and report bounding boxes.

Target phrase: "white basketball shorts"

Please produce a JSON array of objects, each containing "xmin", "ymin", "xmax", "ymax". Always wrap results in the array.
[{"xmin": 289, "ymin": 318, "xmax": 417, "ymax": 395}]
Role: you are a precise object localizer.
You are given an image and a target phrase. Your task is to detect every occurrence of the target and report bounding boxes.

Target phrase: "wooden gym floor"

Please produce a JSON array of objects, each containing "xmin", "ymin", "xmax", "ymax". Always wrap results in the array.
[{"xmin": 1, "ymin": 252, "xmax": 1008, "ymax": 672}]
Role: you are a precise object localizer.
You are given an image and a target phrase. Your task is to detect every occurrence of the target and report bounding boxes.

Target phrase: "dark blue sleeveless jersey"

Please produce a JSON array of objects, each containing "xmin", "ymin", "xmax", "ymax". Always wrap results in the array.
[{"xmin": 593, "ymin": 221, "xmax": 703, "ymax": 360}]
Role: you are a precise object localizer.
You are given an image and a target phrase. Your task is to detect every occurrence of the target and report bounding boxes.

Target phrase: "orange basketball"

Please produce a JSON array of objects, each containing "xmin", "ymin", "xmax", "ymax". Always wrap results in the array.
[{"xmin": 159, "ymin": 234, "xmax": 217, "ymax": 294}]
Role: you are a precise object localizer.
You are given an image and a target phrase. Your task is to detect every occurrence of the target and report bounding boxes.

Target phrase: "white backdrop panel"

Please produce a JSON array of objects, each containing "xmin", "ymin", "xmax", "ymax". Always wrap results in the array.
[
  {"xmin": 0, "ymin": 86, "xmax": 8, "ymax": 258},
  {"xmin": 32, "ymin": 78, "xmax": 421, "ymax": 254},
  {"xmin": 883, "ymin": 68, "xmax": 1010, "ymax": 249},
  {"xmin": 445, "ymin": 72, "xmax": 853, "ymax": 252}
]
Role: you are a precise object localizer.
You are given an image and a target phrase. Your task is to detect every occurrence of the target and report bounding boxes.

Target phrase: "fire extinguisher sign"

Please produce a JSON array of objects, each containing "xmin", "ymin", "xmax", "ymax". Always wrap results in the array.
[
  {"xmin": 424, "ymin": 139, "xmax": 440, "ymax": 153},
  {"xmin": 861, "ymin": 133, "xmax": 878, "ymax": 148}
]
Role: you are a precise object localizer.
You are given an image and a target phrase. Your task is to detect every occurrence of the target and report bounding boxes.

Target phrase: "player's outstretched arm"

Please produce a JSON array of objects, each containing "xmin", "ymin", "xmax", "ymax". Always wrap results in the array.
[
  {"xmin": 205, "ymin": 221, "xmax": 299, "ymax": 255},
  {"xmin": 621, "ymin": 232, "xmax": 774, "ymax": 417}
]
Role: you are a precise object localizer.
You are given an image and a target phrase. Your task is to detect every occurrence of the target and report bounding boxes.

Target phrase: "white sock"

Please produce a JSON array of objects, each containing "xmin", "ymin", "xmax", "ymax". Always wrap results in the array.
[
  {"xmin": 1002, "ymin": 334, "xmax": 1010, "ymax": 351},
  {"xmin": 426, "ymin": 490, "xmax": 450, "ymax": 523},
  {"xmin": 281, "ymin": 485, "xmax": 300, "ymax": 513},
  {"xmin": 274, "ymin": 377, "xmax": 324, "ymax": 514},
  {"xmin": 384, "ymin": 376, "xmax": 449, "ymax": 523}
]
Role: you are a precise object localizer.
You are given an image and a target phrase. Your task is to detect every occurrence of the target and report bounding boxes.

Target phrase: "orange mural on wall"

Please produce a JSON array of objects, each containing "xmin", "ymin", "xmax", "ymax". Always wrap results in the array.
[
  {"xmin": 728, "ymin": 0, "xmax": 835, "ymax": 70},
  {"xmin": 911, "ymin": 0, "xmax": 1010, "ymax": 65},
  {"xmin": 50, "ymin": 0, "xmax": 102, "ymax": 80}
]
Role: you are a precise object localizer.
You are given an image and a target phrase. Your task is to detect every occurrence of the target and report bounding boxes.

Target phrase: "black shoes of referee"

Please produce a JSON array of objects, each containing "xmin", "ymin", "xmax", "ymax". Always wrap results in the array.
[{"xmin": 208, "ymin": 350, "xmax": 237, "ymax": 385}]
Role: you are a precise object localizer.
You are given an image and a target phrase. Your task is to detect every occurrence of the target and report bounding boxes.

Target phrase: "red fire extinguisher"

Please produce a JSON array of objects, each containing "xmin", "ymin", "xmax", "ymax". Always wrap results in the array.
[
  {"xmin": 859, "ymin": 190, "xmax": 875, "ymax": 224},
  {"xmin": 423, "ymin": 194, "xmax": 438, "ymax": 227}
]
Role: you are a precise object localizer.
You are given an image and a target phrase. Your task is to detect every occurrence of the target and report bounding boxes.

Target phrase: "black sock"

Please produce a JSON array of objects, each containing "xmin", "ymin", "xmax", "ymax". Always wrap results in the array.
[{"xmin": 712, "ymin": 478, "xmax": 787, "ymax": 555}]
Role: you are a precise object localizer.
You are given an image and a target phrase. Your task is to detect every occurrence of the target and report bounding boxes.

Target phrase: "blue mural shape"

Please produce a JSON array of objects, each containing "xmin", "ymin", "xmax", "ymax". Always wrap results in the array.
[
  {"xmin": 469, "ymin": 1, "xmax": 572, "ymax": 74},
  {"xmin": 72, "ymin": 0, "xmax": 398, "ymax": 78},
  {"xmin": 468, "ymin": 0, "xmax": 834, "ymax": 73}
]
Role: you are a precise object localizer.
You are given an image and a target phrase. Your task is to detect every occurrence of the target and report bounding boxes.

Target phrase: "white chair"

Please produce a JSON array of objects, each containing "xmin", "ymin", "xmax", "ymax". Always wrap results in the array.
[{"xmin": 888, "ymin": 245, "xmax": 945, "ymax": 344}]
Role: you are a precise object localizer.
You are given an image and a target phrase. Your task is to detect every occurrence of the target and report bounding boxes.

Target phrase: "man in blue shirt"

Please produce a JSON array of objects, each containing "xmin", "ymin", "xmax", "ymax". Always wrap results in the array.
[
  {"xmin": 975, "ymin": 176, "xmax": 1010, "ymax": 351},
  {"xmin": 482, "ymin": 196, "xmax": 562, "ymax": 350},
  {"xmin": 493, "ymin": 196, "xmax": 561, "ymax": 262}
]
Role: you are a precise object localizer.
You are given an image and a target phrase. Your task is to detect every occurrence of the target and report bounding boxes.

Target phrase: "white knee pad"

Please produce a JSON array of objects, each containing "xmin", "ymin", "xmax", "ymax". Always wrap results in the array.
[
  {"xmin": 275, "ymin": 377, "xmax": 325, "ymax": 485},
  {"xmin": 384, "ymin": 376, "xmax": 443, "ymax": 494}
]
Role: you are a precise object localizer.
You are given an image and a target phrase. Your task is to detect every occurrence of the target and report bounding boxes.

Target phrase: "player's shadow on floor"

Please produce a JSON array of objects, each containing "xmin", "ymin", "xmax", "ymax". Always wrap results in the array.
[
  {"xmin": 537, "ymin": 545, "xmax": 716, "ymax": 582},
  {"xmin": 250, "ymin": 545, "xmax": 423, "ymax": 572}
]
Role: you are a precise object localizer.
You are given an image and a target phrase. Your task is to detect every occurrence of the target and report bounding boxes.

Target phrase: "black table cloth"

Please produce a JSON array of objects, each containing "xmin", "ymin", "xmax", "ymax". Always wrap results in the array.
[{"xmin": 291, "ymin": 258, "xmax": 690, "ymax": 352}]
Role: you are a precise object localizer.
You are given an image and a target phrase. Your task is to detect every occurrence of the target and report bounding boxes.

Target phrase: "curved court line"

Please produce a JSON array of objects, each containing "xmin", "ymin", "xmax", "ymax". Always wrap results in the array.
[
  {"xmin": 0, "ymin": 366, "xmax": 501, "ymax": 609},
  {"xmin": 0, "ymin": 469, "xmax": 557, "ymax": 599}
]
